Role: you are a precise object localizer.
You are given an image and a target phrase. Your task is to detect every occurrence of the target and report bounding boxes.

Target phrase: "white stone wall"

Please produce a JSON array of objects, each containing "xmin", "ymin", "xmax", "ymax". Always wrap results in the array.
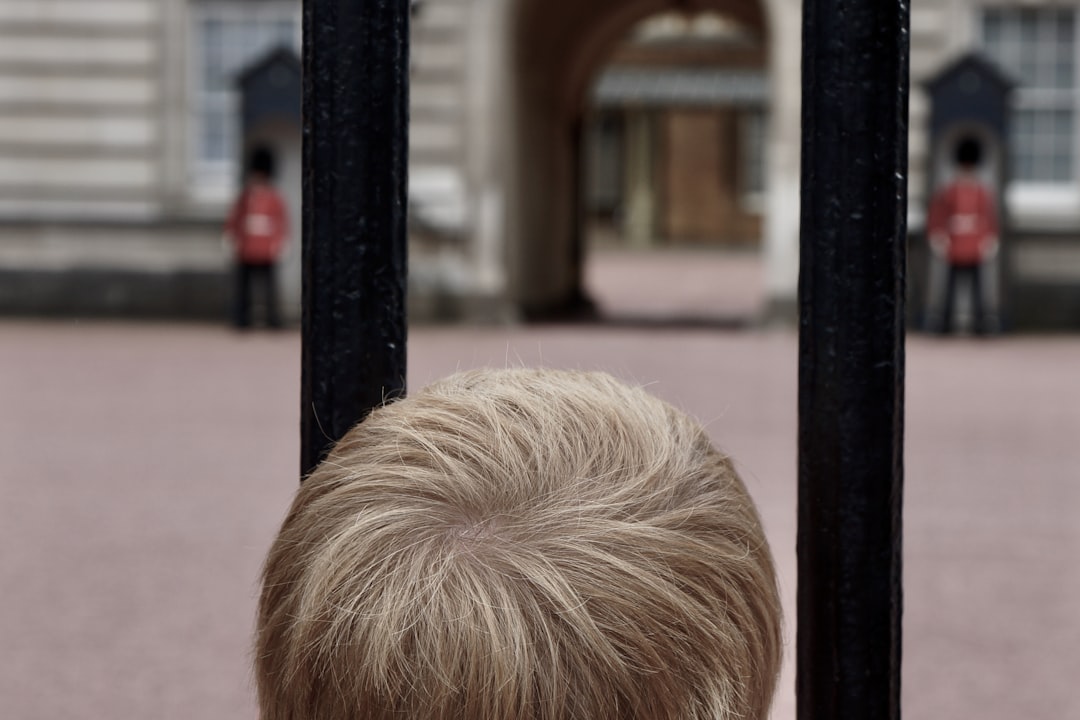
[
  {"xmin": 761, "ymin": 0, "xmax": 801, "ymax": 310},
  {"xmin": 410, "ymin": 0, "xmax": 471, "ymax": 232},
  {"xmin": 0, "ymin": 0, "xmax": 163, "ymax": 221}
]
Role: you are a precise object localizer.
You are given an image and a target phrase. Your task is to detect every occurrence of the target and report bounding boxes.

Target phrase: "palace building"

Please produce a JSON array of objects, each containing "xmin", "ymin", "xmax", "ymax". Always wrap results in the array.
[{"xmin": 1, "ymin": 0, "xmax": 1079, "ymax": 327}]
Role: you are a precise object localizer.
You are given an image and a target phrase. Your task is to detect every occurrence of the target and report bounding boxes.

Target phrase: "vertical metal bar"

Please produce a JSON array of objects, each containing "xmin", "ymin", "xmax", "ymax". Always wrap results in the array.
[
  {"xmin": 301, "ymin": 0, "xmax": 410, "ymax": 478},
  {"xmin": 798, "ymin": 0, "xmax": 908, "ymax": 717}
]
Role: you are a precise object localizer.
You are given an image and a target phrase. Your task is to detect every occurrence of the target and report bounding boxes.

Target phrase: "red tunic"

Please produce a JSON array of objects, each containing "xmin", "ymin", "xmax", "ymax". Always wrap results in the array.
[
  {"xmin": 225, "ymin": 184, "xmax": 289, "ymax": 264},
  {"xmin": 927, "ymin": 178, "xmax": 998, "ymax": 266}
]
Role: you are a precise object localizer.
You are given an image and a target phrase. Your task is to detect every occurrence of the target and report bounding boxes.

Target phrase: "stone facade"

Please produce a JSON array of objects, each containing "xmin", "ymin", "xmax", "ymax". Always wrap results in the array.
[
  {"xmin": 2, "ymin": 0, "xmax": 1080, "ymax": 327},
  {"xmin": 0, "ymin": 0, "xmax": 260, "ymax": 317}
]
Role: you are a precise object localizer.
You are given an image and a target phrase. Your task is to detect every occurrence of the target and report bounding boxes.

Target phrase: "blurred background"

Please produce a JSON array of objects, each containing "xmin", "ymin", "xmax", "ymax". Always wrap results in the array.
[
  {"xmin": 5, "ymin": 0, "xmax": 1080, "ymax": 328},
  {"xmin": 1, "ymin": 1, "xmax": 1079, "ymax": 719}
]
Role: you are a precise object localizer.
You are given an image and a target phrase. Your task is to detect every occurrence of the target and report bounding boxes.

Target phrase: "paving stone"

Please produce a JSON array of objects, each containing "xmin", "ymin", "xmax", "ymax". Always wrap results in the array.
[{"xmin": 0, "ymin": 285, "xmax": 1077, "ymax": 719}]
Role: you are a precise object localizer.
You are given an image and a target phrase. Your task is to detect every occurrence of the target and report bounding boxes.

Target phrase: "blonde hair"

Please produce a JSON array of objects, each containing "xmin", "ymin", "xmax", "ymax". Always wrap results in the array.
[{"xmin": 256, "ymin": 368, "xmax": 782, "ymax": 720}]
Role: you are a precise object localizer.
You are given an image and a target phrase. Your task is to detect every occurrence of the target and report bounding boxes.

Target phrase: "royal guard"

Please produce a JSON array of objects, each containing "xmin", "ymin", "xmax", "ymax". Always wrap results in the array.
[
  {"xmin": 927, "ymin": 136, "xmax": 999, "ymax": 335},
  {"xmin": 225, "ymin": 145, "xmax": 290, "ymax": 329}
]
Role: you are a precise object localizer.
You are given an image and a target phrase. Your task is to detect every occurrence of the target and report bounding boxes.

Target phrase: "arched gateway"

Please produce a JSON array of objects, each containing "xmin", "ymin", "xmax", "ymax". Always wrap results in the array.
[{"xmin": 448, "ymin": 0, "xmax": 801, "ymax": 319}]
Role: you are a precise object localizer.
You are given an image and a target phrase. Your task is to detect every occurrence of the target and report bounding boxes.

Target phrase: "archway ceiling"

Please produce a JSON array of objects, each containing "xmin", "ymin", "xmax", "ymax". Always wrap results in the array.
[{"xmin": 514, "ymin": 0, "xmax": 768, "ymax": 117}]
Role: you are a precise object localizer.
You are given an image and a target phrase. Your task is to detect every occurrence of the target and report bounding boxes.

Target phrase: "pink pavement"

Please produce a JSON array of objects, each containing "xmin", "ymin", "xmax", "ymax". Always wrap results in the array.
[{"xmin": 1, "ymin": 265, "xmax": 1078, "ymax": 719}]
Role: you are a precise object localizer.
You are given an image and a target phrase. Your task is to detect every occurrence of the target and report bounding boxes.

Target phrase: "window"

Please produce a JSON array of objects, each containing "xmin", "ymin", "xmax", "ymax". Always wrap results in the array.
[
  {"xmin": 980, "ymin": 7, "xmax": 1076, "ymax": 184},
  {"xmin": 190, "ymin": 1, "xmax": 299, "ymax": 186},
  {"xmin": 586, "ymin": 111, "xmax": 625, "ymax": 218},
  {"xmin": 739, "ymin": 108, "xmax": 766, "ymax": 205}
]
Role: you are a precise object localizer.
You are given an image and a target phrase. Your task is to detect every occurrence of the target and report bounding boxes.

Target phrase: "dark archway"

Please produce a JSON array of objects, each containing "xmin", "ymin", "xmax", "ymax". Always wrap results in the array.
[
  {"xmin": 581, "ymin": 11, "xmax": 770, "ymax": 324},
  {"xmin": 507, "ymin": 0, "xmax": 769, "ymax": 318}
]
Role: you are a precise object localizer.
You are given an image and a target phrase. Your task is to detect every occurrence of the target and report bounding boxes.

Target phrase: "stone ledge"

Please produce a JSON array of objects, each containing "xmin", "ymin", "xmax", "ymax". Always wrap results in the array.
[{"xmin": 0, "ymin": 268, "xmax": 228, "ymax": 319}]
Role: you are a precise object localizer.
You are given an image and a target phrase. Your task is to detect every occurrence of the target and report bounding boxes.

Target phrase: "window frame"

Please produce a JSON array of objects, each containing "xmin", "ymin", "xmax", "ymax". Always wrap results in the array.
[
  {"xmin": 187, "ymin": 0, "xmax": 300, "ymax": 203},
  {"xmin": 977, "ymin": 4, "xmax": 1080, "ymax": 224}
]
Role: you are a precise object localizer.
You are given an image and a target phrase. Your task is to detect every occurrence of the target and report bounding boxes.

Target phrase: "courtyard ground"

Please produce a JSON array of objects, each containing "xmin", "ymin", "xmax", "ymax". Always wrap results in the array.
[{"xmin": 1, "ymin": 248, "xmax": 1077, "ymax": 719}]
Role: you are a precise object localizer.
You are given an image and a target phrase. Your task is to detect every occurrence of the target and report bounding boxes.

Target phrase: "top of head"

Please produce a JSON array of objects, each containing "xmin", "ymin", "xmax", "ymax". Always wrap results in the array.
[{"xmin": 256, "ymin": 368, "xmax": 782, "ymax": 720}]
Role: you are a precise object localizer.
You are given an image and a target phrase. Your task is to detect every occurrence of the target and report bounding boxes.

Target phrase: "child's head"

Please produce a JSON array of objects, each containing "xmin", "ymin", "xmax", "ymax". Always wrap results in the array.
[
  {"xmin": 955, "ymin": 135, "xmax": 983, "ymax": 170},
  {"xmin": 255, "ymin": 368, "xmax": 782, "ymax": 720}
]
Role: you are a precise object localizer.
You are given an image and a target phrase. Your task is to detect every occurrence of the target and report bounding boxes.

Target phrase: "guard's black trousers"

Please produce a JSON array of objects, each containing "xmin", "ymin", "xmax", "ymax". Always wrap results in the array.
[
  {"xmin": 232, "ymin": 262, "xmax": 282, "ymax": 329},
  {"xmin": 941, "ymin": 263, "xmax": 990, "ymax": 335}
]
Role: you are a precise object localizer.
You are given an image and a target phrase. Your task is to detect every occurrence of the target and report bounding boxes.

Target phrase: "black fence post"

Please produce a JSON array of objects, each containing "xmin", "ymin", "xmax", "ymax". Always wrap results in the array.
[
  {"xmin": 798, "ymin": 0, "xmax": 908, "ymax": 718},
  {"xmin": 300, "ymin": 0, "xmax": 410, "ymax": 478}
]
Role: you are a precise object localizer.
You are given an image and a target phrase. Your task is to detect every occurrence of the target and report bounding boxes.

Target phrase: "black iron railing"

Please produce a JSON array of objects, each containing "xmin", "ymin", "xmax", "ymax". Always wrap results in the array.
[
  {"xmin": 299, "ymin": 0, "xmax": 908, "ymax": 716},
  {"xmin": 798, "ymin": 0, "xmax": 908, "ymax": 718},
  {"xmin": 300, "ymin": 0, "xmax": 410, "ymax": 477}
]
